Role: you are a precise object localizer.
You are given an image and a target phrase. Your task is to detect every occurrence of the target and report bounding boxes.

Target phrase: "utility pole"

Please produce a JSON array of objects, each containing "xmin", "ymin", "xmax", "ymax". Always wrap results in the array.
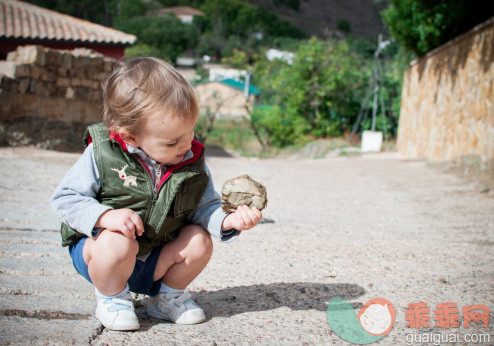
[
  {"xmin": 371, "ymin": 35, "xmax": 383, "ymax": 131},
  {"xmin": 350, "ymin": 34, "xmax": 391, "ymax": 140},
  {"xmin": 244, "ymin": 70, "xmax": 251, "ymax": 101}
]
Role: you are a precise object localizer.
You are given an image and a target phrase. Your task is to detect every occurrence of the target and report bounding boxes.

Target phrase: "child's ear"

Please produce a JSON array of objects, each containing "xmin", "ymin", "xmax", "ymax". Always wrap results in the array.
[{"xmin": 119, "ymin": 130, "xmax": 139, "ymax": 147}]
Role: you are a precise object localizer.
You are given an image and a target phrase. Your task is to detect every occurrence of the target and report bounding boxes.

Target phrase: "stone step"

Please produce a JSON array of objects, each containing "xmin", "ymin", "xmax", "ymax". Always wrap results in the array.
[
  {"xmin": 1, "ymin": 199, "xmax": 51, "ymax": 209},
  {"xmin": 0, "ymin": 209, "xmax": 59, "ymax": 227},
  {"xmin": 0, "ymin": 272, "xmax": 93, "ymax": 298},
  {"xmin": 0, "ymin": 243, "xmax": 66, "ymax": 257},
  {"xmin": 1, "ymin": 203, "xmax": 56, "ymax": 215},
  {"xmin": 0, "ymin": 220, "xmax": 59, "ymax": 232},
  {"xmin": 0, "ymin": 292, "xmax": 95, "ymax": 315},
  {"xmin": 0, "ymin": 184, "xmax": 53, "ymax": 195},
  {"xmin": 0, "ymin": 229, "xmax": 61, "ymax": 242},
  {"xmin": 1, "ymin": 254, "xmax": 71, "ymax": 274},
  {"xmin": 0, "ymin": 315, "xmax": 101, "ymax": 345}
]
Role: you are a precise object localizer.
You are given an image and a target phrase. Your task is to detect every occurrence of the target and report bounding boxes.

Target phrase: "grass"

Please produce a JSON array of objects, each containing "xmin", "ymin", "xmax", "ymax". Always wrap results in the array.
[
  {"xmin": 198, "ymin": 118, "xmax": 396, "ymax": 158},
  {"xmin": 197, "ymin": 118, "xmax": 262, "ymax": 157},
  {"xmin": 338, "ymin": 150, "xmax": 360, "ymax": 156}
]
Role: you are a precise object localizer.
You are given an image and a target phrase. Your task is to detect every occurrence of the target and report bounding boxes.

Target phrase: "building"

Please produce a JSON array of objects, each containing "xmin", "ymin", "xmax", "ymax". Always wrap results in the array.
[
  {"xmin": 266, "ymin": 48, "xmax": 295, "ymax": 65},
  {"xmin": 206, "ymin": 65, "xmax": 248, "ymax": 82},
  {"xmin": 0, "ymin": 0, "xmax": 136, "ymax": 59},
  {"xmin": 193, "ymin": 78, "xmax": 261, "ymax": 119},
  {"xmin": 152, "ymin": 6, "xmax": 204, "ymax": 24}
]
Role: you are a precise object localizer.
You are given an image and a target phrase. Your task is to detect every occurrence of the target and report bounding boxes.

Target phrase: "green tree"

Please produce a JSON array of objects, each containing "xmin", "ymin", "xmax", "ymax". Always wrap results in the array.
[
  {"xmin": 198, "ymin": 20, "xmax": 228, "ymax": 60},
  {"xmin": 276, "ymin": 0, "xmax": 301, "ymax": 12},
  {"xmin": 337, "ymin": 19, "xmax": 351, "ymax": 34},
  {"xmin": 28, "ymin": 0, "xmax": 109, "ymax": 24},
  {"xmin": 28, "ymin": 0, "xmax": 150, "ymax": 26},
  {"xmin": 382, "ymin": 0, "xmax": 494, "ymax": 56},
  {"xmin": 116, "ymin": 0, "xmax": 147, "ymax": 20},
  {"xmin": 252, "ymin": 38, "xmax": 367, "ymax": 147},
  {"xmin": 200, "ymin": 0, "xmax": 304, "ymax": 40},
  {"xmin": 156, "ymin": 0, "xmax": 203, "ymax": 7},
  {"xmin": 116, "ymin": 15, "xmax": 199, "ymax": 62}
]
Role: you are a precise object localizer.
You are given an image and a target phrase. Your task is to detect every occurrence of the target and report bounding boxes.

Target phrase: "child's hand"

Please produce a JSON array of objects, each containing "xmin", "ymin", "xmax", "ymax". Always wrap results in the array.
[
  {"xmin": 95, "ymin": 208, "xmax": 144, "ymax": 240},
  {"xmin": 222, "ymin": 205, "xmax": 262, "ymax": 231}
]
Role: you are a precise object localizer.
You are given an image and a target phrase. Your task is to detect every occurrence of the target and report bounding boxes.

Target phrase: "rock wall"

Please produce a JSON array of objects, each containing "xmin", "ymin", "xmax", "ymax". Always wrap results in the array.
[
  {"xmin": 397, "ymin": 19, "xmax": 494, "ymax": 178},
  {"xmin": 0, "ymin": 45, "xmax": 116, "ymax": 123}
]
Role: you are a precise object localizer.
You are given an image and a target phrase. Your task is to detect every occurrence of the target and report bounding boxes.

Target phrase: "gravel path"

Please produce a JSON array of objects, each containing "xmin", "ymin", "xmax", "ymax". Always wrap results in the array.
[{"xmin": 0, "ymin": 147, "xmax": 493, "ymax": 345}]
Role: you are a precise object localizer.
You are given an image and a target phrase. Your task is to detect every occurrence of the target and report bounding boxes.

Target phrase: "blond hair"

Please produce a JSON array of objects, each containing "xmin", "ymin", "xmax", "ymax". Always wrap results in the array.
[{"xmin": 102, "ymin": 57, "xmax": 199, "ymax": 135}]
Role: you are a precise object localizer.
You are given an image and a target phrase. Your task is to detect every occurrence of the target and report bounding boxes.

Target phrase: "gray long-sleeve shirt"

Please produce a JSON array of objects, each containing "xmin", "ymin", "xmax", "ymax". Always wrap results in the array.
[{"xmin": 50, "ymin": 143, "xmax": 239, "ymax": 246}]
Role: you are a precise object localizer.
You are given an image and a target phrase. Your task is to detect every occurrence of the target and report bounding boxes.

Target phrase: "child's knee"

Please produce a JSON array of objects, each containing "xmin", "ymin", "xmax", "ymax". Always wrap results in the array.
[
  {"xmin": 94, "ymin": 231, "xmax": 139, "ymax": 261},
  {"xmin": 183, "ymin": 225, "xmax": 213, "ymax": 259}
]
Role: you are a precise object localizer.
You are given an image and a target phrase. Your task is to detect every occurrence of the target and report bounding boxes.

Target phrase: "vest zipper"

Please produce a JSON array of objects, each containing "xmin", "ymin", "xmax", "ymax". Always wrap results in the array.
[
  {"xmin": 147, "ymin": 163, "xmax": 162, "ymax": 222},
  {"xmin": 148, "ymin": 194, "xmax": 158, "ymax": 225},
  {"xmin": 154, "ymin": 163, "xmax": 162, "ymax": 193}
]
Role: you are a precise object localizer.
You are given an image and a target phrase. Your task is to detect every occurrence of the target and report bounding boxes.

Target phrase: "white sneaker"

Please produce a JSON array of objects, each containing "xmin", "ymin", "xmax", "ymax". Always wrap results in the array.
[
  {"xmin": 146, "ymin": 291, "xmax": 206, "ymax": 324},
  {"xmin": 95, "ymin": 292, "xmax": 140, "ymax": 331}
]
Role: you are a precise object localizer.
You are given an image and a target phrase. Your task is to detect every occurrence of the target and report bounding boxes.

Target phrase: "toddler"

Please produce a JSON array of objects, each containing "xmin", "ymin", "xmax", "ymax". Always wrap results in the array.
[{"xmin": 50, "ymin": 57, "xmax": 262, "ymax": 331}]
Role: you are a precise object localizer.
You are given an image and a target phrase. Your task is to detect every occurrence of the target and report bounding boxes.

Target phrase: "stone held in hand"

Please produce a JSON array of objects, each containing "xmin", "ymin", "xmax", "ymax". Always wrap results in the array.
[{"xmin": 221, "ymin": 174, "xmax": 267, "ymax": 212}]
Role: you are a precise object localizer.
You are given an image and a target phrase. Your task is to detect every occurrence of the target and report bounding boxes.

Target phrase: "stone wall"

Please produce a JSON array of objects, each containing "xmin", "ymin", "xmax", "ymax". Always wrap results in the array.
[
  {"xmin": 0, "ymin": 45, "xmax": 116, "ymax": 124},
  {"xmin": 397, "ymin": 19, "xmax": 494, "ymax": 180}
]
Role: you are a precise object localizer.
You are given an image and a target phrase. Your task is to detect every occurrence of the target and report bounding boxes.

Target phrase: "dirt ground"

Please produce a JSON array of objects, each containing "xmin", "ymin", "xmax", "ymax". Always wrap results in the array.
[{"xmin": 0, "ymin": 146, "xmax": 493, "ymax": 345}]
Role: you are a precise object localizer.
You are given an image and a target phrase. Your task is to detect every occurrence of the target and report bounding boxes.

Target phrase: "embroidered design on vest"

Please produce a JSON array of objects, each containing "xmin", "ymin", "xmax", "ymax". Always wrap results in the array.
[{"xmin": 111, "ymin": 164, "xmax": 138, "ymax": 187}]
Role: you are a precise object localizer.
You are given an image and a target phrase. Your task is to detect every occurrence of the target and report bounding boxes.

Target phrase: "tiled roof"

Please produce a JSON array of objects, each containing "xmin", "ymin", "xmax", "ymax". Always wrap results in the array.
[
  {"xmin": 0, "ymin": 0, "xmax": 136, "ymax": 46},
  {"xmin": 153, "ymin": 6, "xmax": 204, "ymax": 17}
]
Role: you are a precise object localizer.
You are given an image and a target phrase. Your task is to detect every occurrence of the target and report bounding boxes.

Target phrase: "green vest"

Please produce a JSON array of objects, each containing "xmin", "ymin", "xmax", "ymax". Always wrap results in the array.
[{"xmin": 60, "ymin": 123, "xmax": 209, "ymax": 257}]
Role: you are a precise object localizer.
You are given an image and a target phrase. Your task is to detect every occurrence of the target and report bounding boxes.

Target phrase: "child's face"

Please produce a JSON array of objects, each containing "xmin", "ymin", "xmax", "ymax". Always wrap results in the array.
[{"xmin": 121, "ymin": 112, "xmax": 198, "ymax": 165}]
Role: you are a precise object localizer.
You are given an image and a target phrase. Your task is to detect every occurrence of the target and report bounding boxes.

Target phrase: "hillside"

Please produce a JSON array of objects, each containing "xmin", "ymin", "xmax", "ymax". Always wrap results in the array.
[{"xmin": 242, "ymin": 0, "xmax": 388, "ymax": 39}]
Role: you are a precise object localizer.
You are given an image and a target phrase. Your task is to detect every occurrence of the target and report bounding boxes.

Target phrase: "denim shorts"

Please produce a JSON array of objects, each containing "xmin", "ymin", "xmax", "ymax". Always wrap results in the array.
[{"xmin": 69, "ymin": 237, "xmax": 162, "ymax": 296}]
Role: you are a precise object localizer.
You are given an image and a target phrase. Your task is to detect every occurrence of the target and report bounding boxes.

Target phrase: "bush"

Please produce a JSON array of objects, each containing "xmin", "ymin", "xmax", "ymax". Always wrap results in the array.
[
  {"xmin": 251, "ymin": 105, "xmax": 308, "ymax": 147},
  {"xmin": 125, "ymin": 43, "xmax": 164, "ymax": 59},
  {"xmin": 196, "ymin": 118, "xmax": 259, "ymax": 155},
  {"xmin": 221, "ymin": 49, "xmax": 249, "ymax": 69},
  {"xmin": 252, "ymin": 38, "xmax": 367, "ymax": 147}
]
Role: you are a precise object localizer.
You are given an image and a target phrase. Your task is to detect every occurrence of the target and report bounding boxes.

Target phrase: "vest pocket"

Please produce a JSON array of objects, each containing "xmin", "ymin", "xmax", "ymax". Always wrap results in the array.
[
  {"xmin": 151, "ymin": 216, "xmax": 184, "ymax": 244},
  {"xmin": 174, "ymin": 181, "xmax": 192, "ymax": 217},
  {"xmin": 173, "ymin": 175, "xmax": 208, "ymax": 218}
]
